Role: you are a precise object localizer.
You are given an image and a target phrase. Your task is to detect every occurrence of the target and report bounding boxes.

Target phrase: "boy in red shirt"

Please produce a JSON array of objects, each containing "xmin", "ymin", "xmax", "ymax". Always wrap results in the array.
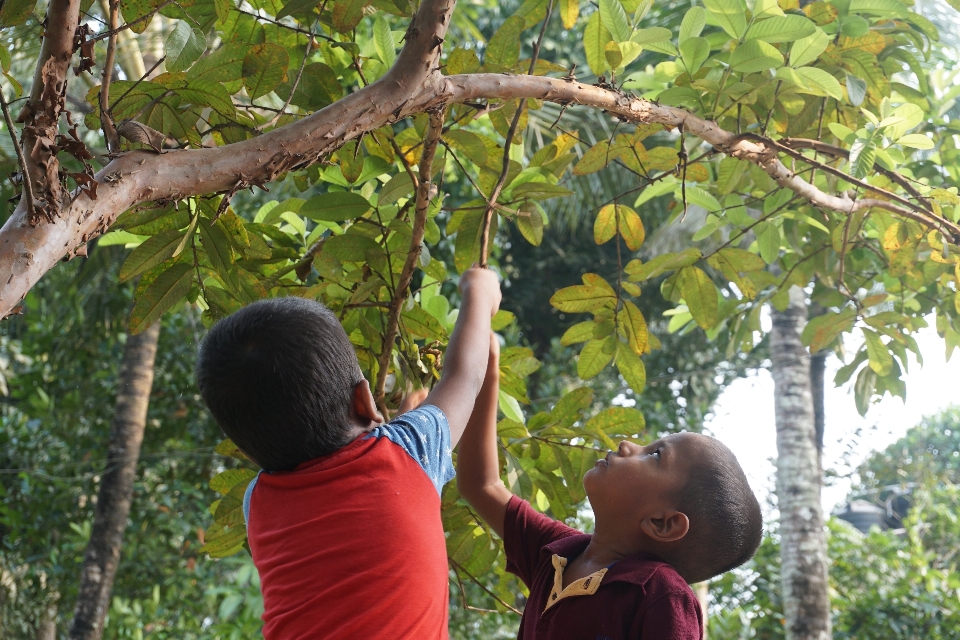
[
  {"xmin": 196, "ymin": 267, "xmax": 500, "ymax": 639},
  {"xmin": 457, "ymin": 337, "xmax": 763, "ymax": 640}
]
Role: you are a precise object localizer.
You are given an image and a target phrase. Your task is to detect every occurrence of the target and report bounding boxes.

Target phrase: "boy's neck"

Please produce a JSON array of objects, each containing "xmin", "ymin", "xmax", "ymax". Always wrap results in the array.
[{"xmin": 580, "ymin": 521, "xmax": 658, "ymax": 567}]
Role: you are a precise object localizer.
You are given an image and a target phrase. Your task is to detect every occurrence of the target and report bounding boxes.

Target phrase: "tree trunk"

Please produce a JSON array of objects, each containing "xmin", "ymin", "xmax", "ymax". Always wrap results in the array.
[
  {"xmin": 68, "ymin": 321, "xmax": 161, "ymax": 640},
  {"xmin": 770, "ymin": 286, "xmax": 830, "ymax": 640}
]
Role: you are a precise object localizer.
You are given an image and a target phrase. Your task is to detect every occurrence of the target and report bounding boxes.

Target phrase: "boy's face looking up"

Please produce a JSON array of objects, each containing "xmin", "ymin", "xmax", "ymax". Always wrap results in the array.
[{"xmin": 584, "ymin": 433, "xmax": 712, "ymax": 546}]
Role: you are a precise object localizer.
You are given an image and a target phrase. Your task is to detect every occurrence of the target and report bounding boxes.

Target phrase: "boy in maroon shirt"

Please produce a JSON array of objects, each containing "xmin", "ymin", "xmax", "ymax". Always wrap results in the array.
[{"xmin": 457, "ymin": 337, "xmax": 763, "ymax": 639}]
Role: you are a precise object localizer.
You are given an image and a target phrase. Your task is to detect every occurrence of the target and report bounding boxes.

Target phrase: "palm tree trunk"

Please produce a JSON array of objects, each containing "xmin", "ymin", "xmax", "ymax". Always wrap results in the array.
[
  {"xmin": 770, "ymin": 286, "xmax": 830, "ymax": 640},
  {"xmin": 68, "ymin": 321, "xmax": 161, "ymax": 640}
]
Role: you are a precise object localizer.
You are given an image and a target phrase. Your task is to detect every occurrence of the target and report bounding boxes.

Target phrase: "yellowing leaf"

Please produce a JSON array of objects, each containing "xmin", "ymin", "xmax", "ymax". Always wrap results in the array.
[
  {"xmin": 594, "ymin": 205, "xmax": 619, "ymax": 244},
  {"xmin": 803, "ymin": 1, "xmax": 838, "ymax": 25},
  {"xmin": 550, "ymin": 284, "xmax": 617, "ymax": 313},
  {"xmin": 560, "ymin": 0, "xmax": 579, "ymax": 28},
  {"xmin": 577, "ymin": 338, "xmax": 615, "ymax": 379},
  {"xmin": 615, "ymin": 349, "xmax": 646, "ymax": 394},
  {"xmin": 586, "ymin": 406, "xmax": 646, "ymax": 437},
  {"xmin": 619, "ymin": 206, "xmax": 645, "ymax": 251},
  {"xmin": 862, "ymin": 328, "xmax": 893, "ymax": 376},
  {"xmin": 561, "ymin": 321, "xmax": 596, "ymax": 345},
  {"xmin": 679, "ymin": 266, "xmax": 718, "ymax": 329},
  {"xmin": 242, "ymin": 43, "xmax": 289, "ymax": 100},
  {"xmin": 618, "ymin": 300, "xmax": 648, "ymax": 355},
  {"xmin": 574, "ymin": 140, "xmax": 620, "ymax": 175}
]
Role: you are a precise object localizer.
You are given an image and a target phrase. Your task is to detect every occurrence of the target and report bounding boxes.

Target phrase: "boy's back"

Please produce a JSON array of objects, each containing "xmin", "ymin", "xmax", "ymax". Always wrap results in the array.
[{"xmin": 245, "ymin": 406, "xmax": 452, "ymax": 639}]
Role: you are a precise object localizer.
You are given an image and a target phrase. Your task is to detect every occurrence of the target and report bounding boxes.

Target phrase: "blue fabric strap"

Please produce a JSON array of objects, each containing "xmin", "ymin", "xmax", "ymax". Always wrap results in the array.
[
  {"xmin": 366, "ymin": 404, "xmax": 455, "ymax": 495},
  {"xmin": 242, "ymin": 470, "xmax": 261, "ymax": 525}
]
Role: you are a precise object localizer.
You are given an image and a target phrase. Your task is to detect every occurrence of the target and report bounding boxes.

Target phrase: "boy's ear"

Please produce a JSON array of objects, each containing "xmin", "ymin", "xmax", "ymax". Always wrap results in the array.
[
  {"xmin": 640, "ymin": 510, "xmax": 690, "ymax": 544},
  {"xmin": 352, "ymin": 380, "xmax": 384, "ymax": 425}
]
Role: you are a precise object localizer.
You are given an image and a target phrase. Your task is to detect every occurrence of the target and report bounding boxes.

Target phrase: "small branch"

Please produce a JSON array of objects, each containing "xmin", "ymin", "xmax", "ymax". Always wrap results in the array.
[
  {"xmin": 373, "ymin": 105, "xmax": 446, "ymax": 410},
  {"xmin": 781, "ymin": 137, "xmax": 931, "ymax": 211},
  {"xmin": 390, "ymin": 136, "xmax": 420, "ymax": 192},
  {"xmin": 0, "ymin": 89, "xmax": 34, "ymax": 218},
  {"xmin": 478, "ymin": 0, "xmax": 554, "ymax": 267},
  {"xmin": 108, "ymin": 56, "xmax": 165, "ymax": 115},
  {"xmin": 99, "ymin": 0, "xmax": 121, "ymax": 152},
  {"xmin": 256, "ymin": 11, "xmax": 323, "ymax": 132},
  {"xmin": 90, "ymin": 0, "xmax": 175, "ymax": 42},
  {"xmin": 448, "ymin": 558, "xmax": 522, "ymax": 615},
  {"xmin": 235, "ymin": 8, "xmax": 336, "ymax": 41}
]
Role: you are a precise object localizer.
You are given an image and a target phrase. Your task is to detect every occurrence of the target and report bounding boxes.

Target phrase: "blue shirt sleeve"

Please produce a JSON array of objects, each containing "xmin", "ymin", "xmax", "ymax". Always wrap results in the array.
[{"xmin": 366, "ymin": 404, "xmax": 455, "ymax": 495}]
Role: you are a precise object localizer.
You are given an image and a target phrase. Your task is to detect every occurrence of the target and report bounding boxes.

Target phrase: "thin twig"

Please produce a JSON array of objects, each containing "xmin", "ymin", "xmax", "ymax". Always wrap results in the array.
[
  {"xmin": 373, "ymin": 105, "xmax": 447, "ymax": 411},
  {"xmin": 235, "ymin": 8, "xmax": 335, "ymax": 41},
  {"xmin": 0, "ymin": 89, "xmax": 35, "ymax": 217},
  {"xmin": 109, "ymin": 56, "xmax": 165, "ymax": 115},
  {"xmin": 91, "ymin": 0, "xmax": 175, "ymax": 41},
  {"xmin": 257, "ymin": 10, "xmax": 324, "ymax": 132},
  {"xmin": 99, "ymin": 0, "xmax": 121, "ymax": 151},
  {"xmin": 478, "ymin": 0, "xmax": 554, "ymax": 267},
  {"xmin": 448, "ymin": 558, "xmax": 522, "ymax": 615}
]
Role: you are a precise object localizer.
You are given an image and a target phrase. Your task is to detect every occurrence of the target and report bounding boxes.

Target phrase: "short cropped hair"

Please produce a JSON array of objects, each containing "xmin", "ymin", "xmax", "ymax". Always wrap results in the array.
[
  {"xmin": 666, "ymin": 438, "xmax": 763, "ymax": 584},
  {"xmin": 196, "ymin": 297, "xmax": 364, "ymax": 471}
]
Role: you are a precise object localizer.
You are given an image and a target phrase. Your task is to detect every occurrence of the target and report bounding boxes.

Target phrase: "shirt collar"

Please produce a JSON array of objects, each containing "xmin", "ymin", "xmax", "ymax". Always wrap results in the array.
[{"xmin": 543, "ymin": 533, "xmax": 679, "ymax": 588}]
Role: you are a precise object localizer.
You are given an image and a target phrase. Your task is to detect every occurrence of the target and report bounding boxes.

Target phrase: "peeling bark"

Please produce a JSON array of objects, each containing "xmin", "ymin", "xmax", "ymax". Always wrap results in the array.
[
  {"xmin": 68, "ymin": 321, "xmax": 161, "ymax": 640},
  {"xmin": 0, "ymin": 0, "xmax": 955, "ymax": 318},
  {"xmin": 770, "ymin": 286, "xmax": 830, "ymax": 640}
]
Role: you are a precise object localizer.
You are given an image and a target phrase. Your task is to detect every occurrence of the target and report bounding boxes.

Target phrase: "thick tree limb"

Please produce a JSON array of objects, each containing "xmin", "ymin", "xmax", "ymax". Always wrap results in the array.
[
  {"xmin": 1, "ymin": 2, "xmax": 957, "ymax": 318},
  {"xmin": 373, "ymin": 105, "xmax": 446, "ymax": 411}
]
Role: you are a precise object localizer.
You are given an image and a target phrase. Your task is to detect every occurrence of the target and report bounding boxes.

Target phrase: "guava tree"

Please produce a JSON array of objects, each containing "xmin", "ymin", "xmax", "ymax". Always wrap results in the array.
[{"xmin": 1, "ymin": 0, "xmax": 959, "ymax": 638}]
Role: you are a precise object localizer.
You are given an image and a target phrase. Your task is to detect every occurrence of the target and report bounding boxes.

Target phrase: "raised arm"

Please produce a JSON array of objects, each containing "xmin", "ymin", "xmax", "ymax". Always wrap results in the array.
[
  {"xmin": 455, "ymin": 335, "xmax": 513, "ymax": 538},
  {"xmin": 424, "ymin": 267, "xmax": 501, "ymax": 446}
]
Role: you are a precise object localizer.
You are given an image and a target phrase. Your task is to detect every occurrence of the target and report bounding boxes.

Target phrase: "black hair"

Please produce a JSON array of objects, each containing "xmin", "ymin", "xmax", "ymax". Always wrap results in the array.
[
  {"xmin": 195, "ymin": 297, "xmax": 364, "ymax": 471},
  {"xmin": 666, "ymin": 437, "xmax": 763, "ymax": 584}
]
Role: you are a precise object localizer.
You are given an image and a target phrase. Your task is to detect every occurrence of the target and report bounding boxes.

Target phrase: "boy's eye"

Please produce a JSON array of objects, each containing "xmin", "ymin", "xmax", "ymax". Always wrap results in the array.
[{"xmin": 651, "ymin": 448, "xmax": 661, "ymax": 460}]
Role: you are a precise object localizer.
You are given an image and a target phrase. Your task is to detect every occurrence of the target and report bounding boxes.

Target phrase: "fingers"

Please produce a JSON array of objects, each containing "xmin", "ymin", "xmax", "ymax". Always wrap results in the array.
[{"xmin": 396, "ymin": 387, "xmax": 429, "ymax": 417}]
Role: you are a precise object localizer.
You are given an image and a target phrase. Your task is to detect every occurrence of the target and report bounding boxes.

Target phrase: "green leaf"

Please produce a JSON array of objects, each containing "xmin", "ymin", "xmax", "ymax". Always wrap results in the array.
[
  {"xmin": 574, "ymin": 140, "xmax": 619, "ymax": 176},
  {"xmin": 512, "ymin": 182, "xmax": 573, "ymax": 200},
  {"xmin": 401, "ymin": 305, "xmax": 446, "ymax": 340},
  {"xmin": 631, "ymin": 27, "xmax": 673, "ymax": 45},
  {"xmin": 845, "ymin": 73, "xmax": 867, "ymax": 106},
  {"xmin": 199, "ymin": 220, "xmax": 234, "ymax": 285},
  {"xmin": 549, "ymin": 284, "xmax": 617, "ymax": 313},
  {"xmin": 577, "ymin": 339, "xmax": 615, "ymax": 379},
  {"xmin": 679, "ymin": 37, "xmax": 710, "ymax": 75},
  {"xmin": 165, "ymin": 21, "xmax": 206, "ymax": 72},
  {"xmin": 498, "ymin": 390, "xmax": 526, "ymax": 422},
  {"xmin": 599, "ymin": 0, "xmax": 632, "ymax": 43},
  {"xmin": 446, "ymin": 47, "xmax": 481, "ymax": 75},
  {"xmin": 849, "ymin": 135, "xmax": 877, "ymax": 179},
  {"xmin": 187, "ymin": 43, "xmax": 247, "ymax": 82},
  {"xmin": 754, "ymin": 221, "xmax": 781, "ymax": 264},
  {"xmin": 0, "ymin": 0, "xmax": 33, "ymax": 26},
  {"xmin": 678, "ymin": 266, "xmax": 718, "ymax": 329},
  {"xmin": 516, "ymin": 207, "xmax": 544, "ymax": 246},
  {"xmin": 199, "ymin": 523, "xmax": 247, "ymax": 558},
  {"xmin": 301, "ymin": 192, "xmax": 372, "ymax": 221},
  {"xmin": 242, "ymin": 43, "xmax": 289, "ymax": 100},
  {"xmin": 324, "ymin": 234, "xmax": 381, "ymax": 262},
  {"xmin": 680, "ymin": 185, "xmax": 722, "ymax": 212},
  {"xmin": 374, "ymin": 16, "xmax": 397, "ymax": 67},
  {"xmin": 862, "ymin": 328, "xmax": 893, "ymax": 376},
  {"xmin": 584, "ymin": 12, "xmax": 612, "ymax": 76},
  {"xmin": 896, "ymin": 133, "xmax": 933, "ymax": 150},
  {"xmin": 678, "ymin": 6, "xmax": 706, "ymax": 43},
  {"xmin": 853, "ymin": 365, "xmax": 876, "ymax": 416},
  {"xmin": 586, "ymin": 406, "xmax": 646, "ymax": 437},
  {"xmin": 277, "ymin": 0, "xmax": 321, "ymax": 19},
  {"xmin": 712, "ymin": 247, "xmax": 765, "ymax": 272},
  {"xmin": 801, "ymin": 308, "xmax": 856, "ymax": 352},
  {"xmin": 886, "ymin": 103, "xmax": 924, "ymax": 141},
  {"xmin": 119, "ymin": 230, "xmax": 185, "ymax": 282},
  {"xmin": 486, "ymin": 15, "xmax": 525, "ymax": 68},
  {"xmin": 789, "ymin": 28, "xmax": 830, "ymax": 67},
  {"xmin": 618, "ymin": 300, "xmax": 648, "ymax": 355},
  {"xmin": 561, "ymin": 321, "xmax": 596, "ymax": 345},
  {"xmin": 551, "ymin": 387, "xmax": 594, "ymax": 426},
  {"xmin": 848, "ymin": 0, "xmax": 907, "ymax": 18},
  {"xmin": 745, "ymin": 15, "xmax": 816, "ymax": 43},
  {"xmin": 491, "ymin": 309, "xmax": 516, "ymax": 331},
  {"xmin": 730, "ymin": 40, "xmax": 784, "ymax": 73},
  {"xmin": 615, "ymin": 349, "xmax": 646, "ymax": 394},
  {"xmin": 793, "ymin": 66, "xmax": 843, "ymax": 100},
  {"xmin": 178, "ymin": 80, "xmax": 237, "ymax": 117},
  {"xmin": 210, "ymin": 468, "xmax": 258, "ymax": 495},
  {"xmin": 129, "ymin": 262, "xmax": 193, "ymax": 334},
  {"xmin": 332, "ymin": 0, "xmax": 370, "ymax": 32},
  {"xmin": 703, "ymin": 0, "xmax": 747, "ymax": 39}
]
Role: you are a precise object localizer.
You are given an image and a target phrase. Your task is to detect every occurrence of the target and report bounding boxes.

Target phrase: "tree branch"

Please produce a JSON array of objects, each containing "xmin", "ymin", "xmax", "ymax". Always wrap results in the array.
[
  {"xmin": 2, "ymin": 9, "xmax": 958, "ymax": 319},
  {"xmin": 99, "ymin": 0, "xmax": 121, "ymax": 152},
  {"xmin": 373, "ymin": 105, "xmax": 446, "ymax": 411},
  {"xmin": 0, "ymin": 89, "xmax": 35, "ymax": 219}
]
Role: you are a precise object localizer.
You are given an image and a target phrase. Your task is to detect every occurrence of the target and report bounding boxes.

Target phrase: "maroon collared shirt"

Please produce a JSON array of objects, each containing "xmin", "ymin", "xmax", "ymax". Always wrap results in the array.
[{"xmin": 504, "ymin": 496, "xmax": 703, "ymax": 640}]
